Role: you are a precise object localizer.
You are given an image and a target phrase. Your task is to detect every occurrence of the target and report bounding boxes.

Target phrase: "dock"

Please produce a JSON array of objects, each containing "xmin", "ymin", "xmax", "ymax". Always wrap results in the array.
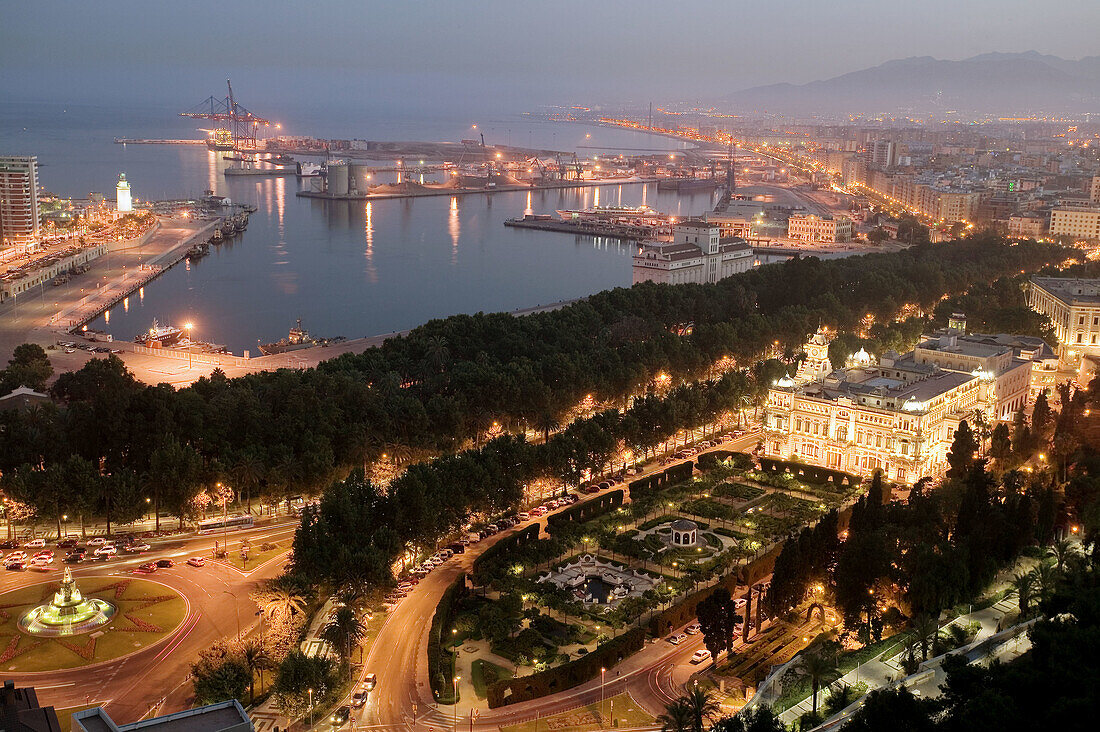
[
  {"xmin": 297, "ymin": 176, "xmax": 662, "ymax": 202},
  {"xmin": 504, "ymin": 216, "xmax": 663, "ymax": 242},
  {"xmin": 224, "ymin": 167, "xmax": 297, "ymax": 177},
  {"xmin": 114, "ymin": 138, "xmax": 208, "ymax": 145}
]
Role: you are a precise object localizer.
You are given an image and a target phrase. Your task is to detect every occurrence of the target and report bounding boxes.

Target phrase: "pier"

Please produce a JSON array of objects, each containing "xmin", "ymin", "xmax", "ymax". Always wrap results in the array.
[
  {"xmin": 297, "ymin": 176, "xmax": 662, "ymax": 202},
  {"xmin": 504, "ymin": 215, "xmax": 664, "ymax": 242}
]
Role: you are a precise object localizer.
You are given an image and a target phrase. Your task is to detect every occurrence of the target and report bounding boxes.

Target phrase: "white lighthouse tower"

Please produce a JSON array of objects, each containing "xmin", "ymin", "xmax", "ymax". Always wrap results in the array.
[{"xmin": 116, "ymin": 173, "xmax": 132, "ymax": 213}]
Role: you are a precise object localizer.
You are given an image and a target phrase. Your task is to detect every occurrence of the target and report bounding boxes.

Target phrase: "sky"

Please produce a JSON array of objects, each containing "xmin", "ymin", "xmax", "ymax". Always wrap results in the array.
[{"xmin": 3, "ymin": 0, "xmax": 1099, "ymax": 117}]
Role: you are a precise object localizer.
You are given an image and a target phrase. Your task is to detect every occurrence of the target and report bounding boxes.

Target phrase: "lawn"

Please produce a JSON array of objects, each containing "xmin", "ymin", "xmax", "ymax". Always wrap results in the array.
[
  {"xmin": 499, "ymin": 693, "xmax": 654, "ymax": 732},
  {"xmin": 220, "ymin": 538, "xmax": 288, "ymax": 572},
  {"xmin": 0, "ymin": 576, "xmax": 187, "ymax": 672},
  {"xmin": 471, "ymin": 658, "xmax": 511, "ymax": 699}
]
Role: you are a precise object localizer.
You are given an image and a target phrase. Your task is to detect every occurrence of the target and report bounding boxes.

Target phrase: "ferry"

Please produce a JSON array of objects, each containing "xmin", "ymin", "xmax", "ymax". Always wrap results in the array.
[
  {"xmin": 296, "ymin": 162, "xmax": 323, "ymax": 177},
  {"xmin": 555, "ymin": 204, "xmax": 670, "ymax": 223},
  {"xmin": 135, "ymin": 319, "xmax": 183, "ymax": 345}
]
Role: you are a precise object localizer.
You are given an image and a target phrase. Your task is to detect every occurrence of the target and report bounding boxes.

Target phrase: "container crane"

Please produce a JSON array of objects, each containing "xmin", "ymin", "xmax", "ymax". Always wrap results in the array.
[{"xmin": 180, "ymin": 79, "xmax": 274, "ymax": 151}]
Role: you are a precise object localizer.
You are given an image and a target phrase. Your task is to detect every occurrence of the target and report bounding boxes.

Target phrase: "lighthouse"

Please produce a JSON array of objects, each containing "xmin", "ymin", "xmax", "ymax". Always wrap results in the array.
[{"xmin": 116, "ymin": 173, "xmax": 132, "ymax": 213}]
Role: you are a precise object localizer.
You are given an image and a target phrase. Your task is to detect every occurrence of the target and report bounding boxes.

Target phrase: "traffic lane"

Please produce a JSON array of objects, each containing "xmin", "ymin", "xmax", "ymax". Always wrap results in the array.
[{"xmin": 366, "ymin": 427, "xmax": 762, "ymax": 728}]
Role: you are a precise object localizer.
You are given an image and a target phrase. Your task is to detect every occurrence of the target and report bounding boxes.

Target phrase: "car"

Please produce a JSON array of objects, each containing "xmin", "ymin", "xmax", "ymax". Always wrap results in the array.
[
  {"xmin": 667, "ymin": 633, "xmax": 688, "ymax": 645},
  {"xmin": 23, "ymin": 538, "xmax": 46, "ymax": 549},
  {"xmin": 445, "ymin": 543, "xmax": 465, "ymax": 554},
  {"xmin": 28, "ymin": 556, "xmax": 53, "ymax": 570},
  {"xmin": 87, "ymin": 537, "xmax": 108, "ymax": 546},
  {"xmin": 691, "ymin": 649, "xmax": 712, "ymax": 664},
  {"xmin": 516, "ymin": 511, "xmax": 530, "ymax": 521},
  {"xmin": 733, "ymin": 429, "xmax": 745, "ymax": 436},
  {"xmin": 33, "ymin": 550, "xmax": 54, "ymax": 561},
  {"xmin": 685, "ymin": 623, "xmax": 701, "ymax": 635},
  {"xmin": 599, "ymin": 481, "xmax": 611, "ymax": 490},
  {"xmin": 187, "ymin": 556, "xmax": 206, "ymax": 567},
  {"xmin": 137, "ymin": 562, "xmax": 158, "ymax": 573},
  {"xmin": 94, "ymin": 545, "xmax": 116, "ymax": 557},
  {"xmin": 351, "ymin": 689, "xmax": 368, "ymax": 708},
  {"xmin": 6, "ymin": 551, "xmax": 27, "ymax": 562},
  {"xmin": 531, "ymin": 506, "xmax": 547, "ymax": 516},
  {"xmin": 438, "ymin": 548, "xmax": 453, "ymax": 559},
  {"xmin": 0, "ymin": 540, "xmax": 17, "ymax": 550},
  {"xmin": 582, "ymin": 484, "xmax": 600, "ymax": 494},
  {"xmin": 125, "ymin": 542, "xmax": 151, "ymax": 553},
  {"xmin": 329, "ymin": 705, "xmax": 350, "ymax": 727},
  {"xmin": 565, "ymin": 494, "xmax": 580, "ymax": 504},
  {"xmin": 155, "ymin": 558, "xmax": 174, "ymax": 568},
  {"xmin": 364, "ymin": 673, "xmax": 377, "ymax": 690},
  {"xmin": 56, "ymin": 537, "xmax": 78, "ymax": 549},
  {"xmin": 5, "ymin": 559, "xmax": 25, "ymax": 571}
]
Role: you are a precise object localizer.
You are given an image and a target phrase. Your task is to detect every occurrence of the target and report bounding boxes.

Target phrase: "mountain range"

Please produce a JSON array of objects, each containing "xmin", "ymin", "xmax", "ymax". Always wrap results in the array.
[{"xmin": 723, "ymin": 52, "xmax": 1100, "ymax": 115}]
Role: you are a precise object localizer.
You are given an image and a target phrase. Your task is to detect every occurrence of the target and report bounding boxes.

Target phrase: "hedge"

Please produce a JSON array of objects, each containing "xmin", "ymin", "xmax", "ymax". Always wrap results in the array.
[
  {"xmin": 546, "ymin": 489, "xmax": 624, "ymax": 535},
  {"xmin": 757, "ymin": 457, "xmax": 859, "ymax": 488},
  {"xmin": 628, "ymin": 460, "xmax": 696, "ymax": 500},
  {"xmin": 486, "ymin": 627, "xmax": 645, "ymax": 708},
  {"xmin": 696, "ymin": 450, "xmax": 753, "ymax": 470},
  {"xmin": 428, "ymin": 573, "xmax": 468, "ymax": 704},
  {"xmin": 472, "ymin": 524, "xmax": 541, "ymax": 584}
]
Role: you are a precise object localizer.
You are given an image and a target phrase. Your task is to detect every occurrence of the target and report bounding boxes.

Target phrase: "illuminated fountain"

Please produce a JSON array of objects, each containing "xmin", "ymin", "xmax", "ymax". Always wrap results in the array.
[{"xmin": 19, "ymin": 567, "xmax": 115, "ymax": 637}]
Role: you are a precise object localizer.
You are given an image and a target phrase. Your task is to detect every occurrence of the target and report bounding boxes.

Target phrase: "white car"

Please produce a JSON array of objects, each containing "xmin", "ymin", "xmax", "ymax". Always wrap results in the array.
[
  {"xmin": 87, "ymin": 537, "xmax": 108, "ymax": 546},
  {"xmin": 94, "ymin": 544, "xmax": 117, "ymax": 557},
  {"xmin": 685, "ymin": 623, "xmax": 701, "ymax": 635},
  {"xmin": 23, "ymin": 539, "xmax": 46, "ymax": 549},
  {"xmin": 691, "ymin": 649, "xmax": 712, "ymax": 664},
  {"xmin": 667, "ymin": 633, "xmax": 688, "ymax": 645},
  {"xmin": 516, "ymin": 512, "xmax": 530, "ymax": 521}
]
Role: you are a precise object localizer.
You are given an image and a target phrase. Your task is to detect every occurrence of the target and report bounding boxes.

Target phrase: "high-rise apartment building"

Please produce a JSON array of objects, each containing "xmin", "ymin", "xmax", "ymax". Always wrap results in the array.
[
  {"xmin": 1049, "ymin": 207, "xmax": 1100, "ymax": 241},
  {"xmin": 0, "ymin": 156, "xmax": 40, "ymax": 250}
]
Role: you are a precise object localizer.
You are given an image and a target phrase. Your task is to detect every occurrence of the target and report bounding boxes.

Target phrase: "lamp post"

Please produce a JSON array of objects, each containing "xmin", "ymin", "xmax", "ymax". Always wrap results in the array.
[
  {"xmin": 307, "ymin": 687, "xmax": 314, "ymax": 727},
  {"xmin": 453, "ymin": 675, "xmax": 461, "ymax": 732},
  {"xmin": 184, "ymin": 322, "xmax": 194, "ymax": 368},
  {"xmin": 600, "ymin": 667, "xmax": 607, "ymax": 724}
]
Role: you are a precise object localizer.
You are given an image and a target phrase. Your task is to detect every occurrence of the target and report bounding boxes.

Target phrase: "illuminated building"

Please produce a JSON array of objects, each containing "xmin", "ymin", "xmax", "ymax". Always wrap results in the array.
[
  {"xmin": 116, "ymin": 173, "xmax": 132, "ymax": 213},
  {"xmin": 632, "ymin": 220, "xmax": 753, "ymax": 285},
  {"xmin": 1049, "ymin": 207, "xmax": 1100, "ymax": 241},
  {"xmin": 786, "ymin": 213, "xmax": 852, "ymax": 243},
  {"xmin": 1029, "ymin": 277, "xmax": 1100, "ymax": 369},
  {"xmin": 0, "ymin": 155, "xmax": 40, "ymax": 251}
]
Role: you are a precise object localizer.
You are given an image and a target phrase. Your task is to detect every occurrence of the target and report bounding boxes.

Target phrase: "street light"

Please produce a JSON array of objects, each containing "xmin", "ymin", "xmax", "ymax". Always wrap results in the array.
[
  {"xmin": 453, "ymin": 675, "xmax": 461, "ymax": 732},
  {"xmin": 307, "ymin": 687, "xmax": 314, "ymax": 727}
]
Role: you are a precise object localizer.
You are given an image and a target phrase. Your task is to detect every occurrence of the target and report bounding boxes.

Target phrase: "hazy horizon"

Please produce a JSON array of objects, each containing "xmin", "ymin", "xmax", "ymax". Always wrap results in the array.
[{"xmin": 4, "ymin": 1, "xmax": 1100, "ymax": 117}]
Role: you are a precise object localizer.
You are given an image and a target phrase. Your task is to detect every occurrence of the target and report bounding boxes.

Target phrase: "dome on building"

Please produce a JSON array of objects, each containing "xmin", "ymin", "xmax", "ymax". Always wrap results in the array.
[
  {"xmin": 851, "ymin": 347, "xmax": 872, "ymax": 366},
  {"xmin": 670, "ymin": 519, "xmax": 698, "ymax": 547},
  {"xmin": 775, "ymin": 375, "xmax": 796, "ymax": 388}
]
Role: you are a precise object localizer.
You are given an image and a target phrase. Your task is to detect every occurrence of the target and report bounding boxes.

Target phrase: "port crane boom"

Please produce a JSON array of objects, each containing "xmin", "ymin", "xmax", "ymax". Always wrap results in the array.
[{"xmin": 180, "ymin": 79, "xmax": 273, "ymax": 151}]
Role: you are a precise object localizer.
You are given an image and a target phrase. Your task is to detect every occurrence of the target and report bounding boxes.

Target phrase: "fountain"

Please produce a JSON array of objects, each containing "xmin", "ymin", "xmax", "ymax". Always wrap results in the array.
[{"xmin": 19, "ymin": 568, "xmax": 116, "ymax": 637}]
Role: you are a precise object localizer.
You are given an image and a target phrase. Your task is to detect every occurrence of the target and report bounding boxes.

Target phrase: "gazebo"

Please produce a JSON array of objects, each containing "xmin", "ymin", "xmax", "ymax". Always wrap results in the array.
[{"xmin": 670, "ymin": 519, "xmax": 699, "ymax": 547}]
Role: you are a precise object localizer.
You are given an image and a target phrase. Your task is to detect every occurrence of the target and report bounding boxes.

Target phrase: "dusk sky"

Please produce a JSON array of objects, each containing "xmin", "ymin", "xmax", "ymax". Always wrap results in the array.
[{"xmin": 3, "ymin": 0, "xmax": 1100, "ymax": 114}]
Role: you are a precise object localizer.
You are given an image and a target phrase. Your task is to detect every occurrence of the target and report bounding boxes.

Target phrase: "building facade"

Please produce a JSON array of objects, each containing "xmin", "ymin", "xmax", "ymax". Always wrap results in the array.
[
  {"xmin": 1029, "ymin": 277, "xmax": 1100, "ymax": 365},
  {"xmin": 632, "ymin": 220, "xmax": 753, "ymax": 285},
  {"xmin": 0, "ymin": 155, "xmax": 40, "ymax": 250},
  {"xmin": 786, "ymin": 213, "xmax": 853, "ymax": 243},
  {"xmin": 116, "ymin": 173, "xmax": 132, "ymax": 213},
  {"xmin": 1049, "ymin": 207, "xmax": 1100, "ymax": 241},
  {"xmin": 1008, "ymin": 214, "xmax": 1046, "ymax": 238}
]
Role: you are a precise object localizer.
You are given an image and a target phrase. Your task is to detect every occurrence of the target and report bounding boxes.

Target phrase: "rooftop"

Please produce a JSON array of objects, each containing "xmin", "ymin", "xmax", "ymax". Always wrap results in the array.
[
  {"xmin": 1031, "ymin": 276, "xmax": 1100, "ymax": 306},
  {"xmin": 72, "ymin": 700, "xmax": 252, "ymax": 732}
]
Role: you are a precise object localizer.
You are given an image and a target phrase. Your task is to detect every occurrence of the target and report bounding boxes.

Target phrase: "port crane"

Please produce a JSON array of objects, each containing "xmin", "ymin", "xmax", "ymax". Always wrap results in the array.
[{"xmin": 180, "ymin": 79, "xmax": 274, "ymax": 151}]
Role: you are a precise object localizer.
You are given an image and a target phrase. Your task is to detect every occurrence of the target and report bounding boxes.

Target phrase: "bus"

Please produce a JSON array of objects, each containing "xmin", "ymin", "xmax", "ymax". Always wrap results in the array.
[{"xmin": 197, "ymin": 514, "xmax": 255, "ymax": 534}]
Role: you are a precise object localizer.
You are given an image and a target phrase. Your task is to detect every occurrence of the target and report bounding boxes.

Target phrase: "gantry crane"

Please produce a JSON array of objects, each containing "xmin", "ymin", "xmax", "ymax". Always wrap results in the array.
[{"xmin": 180, "ymin": 79, "xmax": 274, "ymax": 151}]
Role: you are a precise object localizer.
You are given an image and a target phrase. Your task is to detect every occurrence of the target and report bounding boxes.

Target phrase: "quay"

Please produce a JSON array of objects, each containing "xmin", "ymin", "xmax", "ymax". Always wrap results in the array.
[
  {"xmin": 297, "ymin": 176, "xmax": 662, "ymax": 202},
  {"xmin": 223, "ymin": 167, "xmax": 297, "ymax": 177},
  {"xmin": 114, "ymin": 138, "xmax": 207, "ymax": 145}
]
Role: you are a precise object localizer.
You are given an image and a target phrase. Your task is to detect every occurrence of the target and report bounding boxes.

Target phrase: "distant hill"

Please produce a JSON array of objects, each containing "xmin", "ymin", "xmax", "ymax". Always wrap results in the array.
[{"xmin": 722, "ymin": 52, "xmax": 1100, "ymax": 115}]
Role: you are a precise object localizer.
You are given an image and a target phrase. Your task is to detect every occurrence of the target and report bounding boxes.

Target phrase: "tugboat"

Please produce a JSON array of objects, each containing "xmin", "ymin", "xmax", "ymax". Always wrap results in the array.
[
  {"xmin": 210, "ymin": 228, "xmax": 224, "ymax": 244},
  {"xmin": 258, "ymin": 319, "xmax": 318, "ymax": 355}
]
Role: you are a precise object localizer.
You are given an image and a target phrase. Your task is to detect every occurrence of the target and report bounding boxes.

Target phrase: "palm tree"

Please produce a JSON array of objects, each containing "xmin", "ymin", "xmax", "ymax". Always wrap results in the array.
[
  {"xmin": 423, "ymin": 335, "xmax": 450, "ymax": 372},
  {"xmin": 658, "ymin": 699, "xmax": 694, "ymax": 732},
  {"xmin": 682, "ymin": 686, "xmax": 721, "ymax": 732},
  {"xmin": 261, "ymin": 589, "xmax": 305, "ymax": 627},
  {"xmin": 1048, "ymin": 538, "xmax": 1078, "ymax": 574},
  {"xmin": 239, "ymin": 639, "xmax": 268, "ymax": 704},
  {"xmin": 1010, "ymin": 571, "xmax": 1036, "ymax": 618},
  {"xmin": 1031, "ymin": 560, "xmax": 1060, "ymax": 604},
  {"xmin": 798, "ymin": 649, "xmax": 840, "ymax": 715},
  {"xmin": 533, "ymin": 410, "xmax": 561, "ymax": 444},
  {"xmin": 913, "ymin": 613, "xmax": 939, "ymax": 661},
  {"xmin": 322, "ymin": 605, "xmax": 368, "ymax": 665},
  {"xmin": 231, "ymin": 453, "xmax": 265, "ymax": 516}
]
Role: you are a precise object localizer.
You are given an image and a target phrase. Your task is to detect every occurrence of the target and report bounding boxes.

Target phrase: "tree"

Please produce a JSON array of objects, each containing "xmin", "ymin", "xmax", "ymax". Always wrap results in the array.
[
  {"xmin": 681, "ymin": 685, "xmax": 721, "ymax": 732},
  {"xmin": 711, "ymin": 706, "xmax": 785, "ymax": 732},
  {"xmin": 697, "ymin": 587, "xmax": 741, "ymax": 661},
  {"xmin": 658, "ymin": 698, "xmax": 693, "ymax": 732},
  {"xmin": 840, "ymin": 686, "xmax": 935, "ymax": 732},
  {"xmin": 947, "ymin": 421, "xmax": 979, "ymax": 481},
  {"xmin": 1032, "ymin": 391, "xmax": 1052, "ymax": 440},
  {"xmin": 259, "ymin": 588, "xmax": 305, "ymax": 627},
  {"xmin": 321, "ymin": 605, "xmax": 368, "ymax": 668},
  {"xmin": 798, "ymin": 648, "xmax": 840, "ymax": 714},
  {"xmin": 239, "ymin": 640, "xmax": 268, "ymax": 705},
  {"xmin": 990, "ymin": 422, "xmax": 1012, "ymax": 464},
  {"xmin": 271, "ymin": 649, "xmax": 337, "ymax": 717},
  {"xmin": 190, "ymin": 641, "xmax": 250, "ymax": 706},
  {"xmin": 1010, "ymin": 571, "xmax": 1036, "ymax": 618},
  {"xmin": 0, "ymin": 343, "xmax": 53, "ymax": 393}
]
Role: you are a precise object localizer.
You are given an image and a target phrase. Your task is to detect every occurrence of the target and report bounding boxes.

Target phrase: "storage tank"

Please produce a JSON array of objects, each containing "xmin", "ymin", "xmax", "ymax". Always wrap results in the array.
[
  {"xmin": 349, "ymin": 164, "xmax": 373, "ymax": 195},
  {"xmin": 327, "ymin": 164, "xmax": 349, "ymax": 196}
]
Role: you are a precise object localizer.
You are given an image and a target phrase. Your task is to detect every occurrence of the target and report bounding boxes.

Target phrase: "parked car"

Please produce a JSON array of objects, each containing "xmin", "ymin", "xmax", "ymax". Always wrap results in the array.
[
  {"xmin": 351, "ymin": 689, "xmax": 368, "ymax": 708},
  {"xmin": 94, "ymin": 545, "xmax": 117, "ymax": 557},
  {"xmin": 28, "ymin": 556, "xmax": 53, "ymax": 570},
  {"xmin": 364, "ymin": 673, "xmax": 377, "ymax": 690},
  {"xmin": 186, "ymin": 557, "xmax": 206, "ymax": 567},
  {"xmin": 64, "ymin": 549, "xmax": 86, "ymax": 563},
  {"xmin": 516, "ymin": 511, "xmax": 530, "ymax": 521},
  {"xmin": 5, "ymin": 558, "xmax": 25, "ymax": 571},
  {"xmin": 685, "ymin": 623, "xmax": 701, "ymax": 635},
  {"xmin": 23, "ymin": 538, "xmax": 46, "ymax": 549},
  {"xmin": 691, "ymin": 649, "xmax": 712, "ymax": 664},
  {"xmin": 87, "ymin": 537, "xmax": 108, "ymax": 546},
  {"xmin": 530, "ymin": 506, "xmax": 547, "ymax": 516},
  {"xmin": 137, "ymin": 562, "xmax": 159, "ymax": 573},
  {"xmin": 582, "ymin": 484, "xmax": 600, "ymax": 494},
  {"xmin": 155, "ymin": 558, "xmax": 174, "ymax": 568},
  {"xmin": 126, "ymin": 542, "xmax": 151, "ymax": 553},
  {"xmin": 6, "ymin": 551, "xmax": 27, "ymax": 562},
  {"xmin": 0, "ymin": 540, "xmax": 17, "ymax": 550},
  {"xmin": 445, "ymin": 543, "xmax": 465, "ymax": 554},
  {"xmin": 667, "ymin": 633, "xmax": 688, "ymax": 645},
  {"xmin": 56, "ymin": 537, "xmax": 78, "ymax": 549}
]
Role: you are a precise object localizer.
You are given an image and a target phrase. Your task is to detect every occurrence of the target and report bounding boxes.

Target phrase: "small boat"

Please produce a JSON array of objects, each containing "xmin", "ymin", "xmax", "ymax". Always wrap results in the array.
[{"xmin": 135, "ymin": 319, "xmax": 183, "ymax": 345}]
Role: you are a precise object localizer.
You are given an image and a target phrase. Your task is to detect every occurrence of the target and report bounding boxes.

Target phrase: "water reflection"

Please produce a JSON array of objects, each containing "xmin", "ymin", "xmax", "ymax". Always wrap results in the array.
[
  {"xmin": 364, "ymin": 202, "xmax": 377, "ymax": 283},
  {"xmin": 449, "ymin": 197, "xmax": 460, "ymax": 265}
]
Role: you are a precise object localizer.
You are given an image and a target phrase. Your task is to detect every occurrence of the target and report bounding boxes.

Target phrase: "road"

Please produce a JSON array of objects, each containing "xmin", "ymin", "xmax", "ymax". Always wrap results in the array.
[
  {"xmin": 2, "ymin": 519, "xmax": 297, "ymax": 722},
  {"xmin": 358, "ymin": 430, "xmax": 763, "ymax": 730}
]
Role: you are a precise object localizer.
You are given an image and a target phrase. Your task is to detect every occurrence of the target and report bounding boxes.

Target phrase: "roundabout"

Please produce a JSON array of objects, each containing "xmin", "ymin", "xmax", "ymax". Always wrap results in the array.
[{"xmin": 0, "ymin": 573, "xmax": 188, "ymax": 673}]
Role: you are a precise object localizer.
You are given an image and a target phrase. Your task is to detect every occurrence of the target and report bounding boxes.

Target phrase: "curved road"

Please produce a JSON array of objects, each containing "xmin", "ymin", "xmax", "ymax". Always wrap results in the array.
[
  {"xmin": 361, "ymin": 430, "xmax": 762, "ymax": 730},
  {"xmin": 2, "ymin": 520, "xmax": 297, "ymax": 721}
]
